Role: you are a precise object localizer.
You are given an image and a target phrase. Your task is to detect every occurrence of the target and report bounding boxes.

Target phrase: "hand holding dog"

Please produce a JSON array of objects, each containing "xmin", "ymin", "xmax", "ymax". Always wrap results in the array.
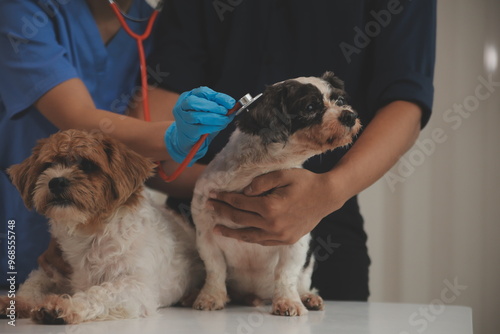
[{"xmin": 210, "ymin": 168, "xmax": 347, "ymax": 246}]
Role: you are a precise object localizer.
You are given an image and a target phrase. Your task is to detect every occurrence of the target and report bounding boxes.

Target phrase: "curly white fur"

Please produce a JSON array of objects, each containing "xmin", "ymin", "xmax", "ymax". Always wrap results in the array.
[{"xmin": 11, "ymin": 191, "xmax": 202, "ymax": 323}]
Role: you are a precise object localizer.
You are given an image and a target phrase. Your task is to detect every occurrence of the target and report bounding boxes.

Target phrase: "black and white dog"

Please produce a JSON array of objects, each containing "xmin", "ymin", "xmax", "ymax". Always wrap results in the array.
[{"xmin": 190, "ymin": 72, "xmax": 361, "ymax": 316}]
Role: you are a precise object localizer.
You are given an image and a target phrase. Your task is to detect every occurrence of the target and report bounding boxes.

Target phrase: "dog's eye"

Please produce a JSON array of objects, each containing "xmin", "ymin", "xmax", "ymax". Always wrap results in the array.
[
  {"xmin": 335, "ymin": 96, "xmax": 346, "ymax": 107},
  {"xmin": 306, "ymin": 103, "xmax": 318, "ymax": 112},
  {"xmin": 80, "ymin": 159, "xmax": 98, "ymax": 173}
]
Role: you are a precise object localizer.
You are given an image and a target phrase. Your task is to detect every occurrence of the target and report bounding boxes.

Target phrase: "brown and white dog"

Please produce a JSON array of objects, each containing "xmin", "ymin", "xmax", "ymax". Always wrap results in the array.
[
  {"xmin": 191, "ymin": 72, "xmax": 361, "ymax": 316},
  {"xmin": 2, "ymin": 130, "xmax": 202, "ymax": 324}
]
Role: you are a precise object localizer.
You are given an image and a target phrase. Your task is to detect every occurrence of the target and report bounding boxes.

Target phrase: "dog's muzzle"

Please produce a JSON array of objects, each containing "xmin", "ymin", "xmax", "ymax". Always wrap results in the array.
[
  {"xmin": 49, "ymin": 177, "xmax": 70, "ymax": 196},
  {"xmin": 339, "ymin": 109, "xmax": 358, "ymax": 128}
]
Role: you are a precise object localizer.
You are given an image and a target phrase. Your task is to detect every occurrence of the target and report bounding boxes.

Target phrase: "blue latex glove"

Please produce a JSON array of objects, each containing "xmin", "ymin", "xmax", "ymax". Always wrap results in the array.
[{"xmin": 165, "ymin": 87, "xmax": 236, "ymax": 165}]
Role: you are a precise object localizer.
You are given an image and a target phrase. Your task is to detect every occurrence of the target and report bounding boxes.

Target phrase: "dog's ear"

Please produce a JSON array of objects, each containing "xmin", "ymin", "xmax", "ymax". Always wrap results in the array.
[
  {"xmin": 7, "ymin": 138, "xmax": 48, "ymax": 210},
  {"xmin": 237, "ymin": 83, "xmax": 294, "ymax": 145},
  {"xmin": 101, "ymin": 138, "xmax": 156, "ymax": 202},
  {"xmin": 321, "ymin": 71, "xmax": 345, "ymax": 91}
]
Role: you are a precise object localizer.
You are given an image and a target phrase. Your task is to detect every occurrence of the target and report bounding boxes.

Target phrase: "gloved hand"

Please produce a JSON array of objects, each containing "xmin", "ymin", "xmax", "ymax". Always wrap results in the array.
[{"xmin": 165, "ymin": 87, "xmax": 236, "ymax": 165}]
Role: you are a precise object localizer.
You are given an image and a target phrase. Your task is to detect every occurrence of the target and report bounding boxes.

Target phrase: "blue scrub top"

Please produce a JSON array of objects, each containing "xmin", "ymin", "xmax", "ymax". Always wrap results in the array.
[{"xmin": 0, "ymin": 0, "xmax": 155, "ymax": 285}]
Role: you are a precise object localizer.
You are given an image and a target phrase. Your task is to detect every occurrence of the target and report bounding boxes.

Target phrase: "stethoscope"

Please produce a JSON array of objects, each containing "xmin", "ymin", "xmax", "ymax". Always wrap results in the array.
[
  {"xmin": 108, "ymin": 0, "xmax": 159, "ymax": 123},
  {"xmin": 109, "ymin": 0, "xmax": 261, "ymax": 182}
]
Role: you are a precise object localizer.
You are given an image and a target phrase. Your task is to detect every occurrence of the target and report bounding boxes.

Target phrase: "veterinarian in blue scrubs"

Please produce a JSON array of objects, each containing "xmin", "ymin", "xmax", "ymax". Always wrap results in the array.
[
  {"xmin": 145, "ymin": 0, "xmax": 436, "ymax": 301},
  {"xmin": 0, "ymin": 0, "xmax": 235, "ymax": 286}
]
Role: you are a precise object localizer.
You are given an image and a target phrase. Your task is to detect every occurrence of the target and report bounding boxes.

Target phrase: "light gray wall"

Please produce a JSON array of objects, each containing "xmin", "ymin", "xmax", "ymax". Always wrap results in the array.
[{"xmin": 361, "ymin": 1, "xmax": 500, "ymax": 333}]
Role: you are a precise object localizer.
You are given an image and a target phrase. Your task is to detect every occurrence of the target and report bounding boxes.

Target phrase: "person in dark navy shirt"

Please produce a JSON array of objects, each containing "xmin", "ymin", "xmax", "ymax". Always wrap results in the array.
[{"xmin": 142, "ymin": 0, "xmax": 436, "ymax": 301}]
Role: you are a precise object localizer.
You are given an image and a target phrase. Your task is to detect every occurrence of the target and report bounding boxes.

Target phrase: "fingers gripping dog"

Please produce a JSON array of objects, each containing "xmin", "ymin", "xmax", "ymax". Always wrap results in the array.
[
  {"xmin": 191, "ymin": 72, "xmax": 362, "ymax": 316},
  {"xmin": 3, "ymin": 130, "xmax": 203, "ymax": 324}
]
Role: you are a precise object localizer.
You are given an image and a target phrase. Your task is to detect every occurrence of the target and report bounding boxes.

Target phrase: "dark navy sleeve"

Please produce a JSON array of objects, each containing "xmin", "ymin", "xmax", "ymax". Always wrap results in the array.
[
  {"xmin": 148, "ymin": 0, "xmax": 208, "ymax": 93},
  {"xmin": 367, "ymin": 0, "xmax": 436, "ymax": 128}
]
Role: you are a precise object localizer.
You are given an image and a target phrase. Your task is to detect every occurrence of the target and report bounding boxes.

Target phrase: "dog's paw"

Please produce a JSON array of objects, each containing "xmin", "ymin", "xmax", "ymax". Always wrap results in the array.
[
  {"xmin": 192, "ymin": 291, "xmax": 228, "ymax": 311},
  {"xmin": 0, "ymin": 295, "xmax": 35, "ymax": 319},
  {"xmin": 300, "ymin": 293, "xmax": 324, "ymax": 311},
  {"xmin": 31, "ymin": 295, "xmax": 82, "ymax": 325},
  {"xmin": 271, "ymin": 297, "xmax": 308, "ymax": 316},
  {"xmin": 31, "ymin": 306, "xmax": 67, "ymax": 325}
]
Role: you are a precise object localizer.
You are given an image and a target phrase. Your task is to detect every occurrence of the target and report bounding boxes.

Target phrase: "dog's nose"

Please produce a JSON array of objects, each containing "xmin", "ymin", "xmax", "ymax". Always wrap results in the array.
[
  {"xmin": 339, "ymin": 109, "xmax": 358, "ymax": 127},
  {"xmin": 48, "ymin": 177, "xmax": 70, "ymax": 195}
]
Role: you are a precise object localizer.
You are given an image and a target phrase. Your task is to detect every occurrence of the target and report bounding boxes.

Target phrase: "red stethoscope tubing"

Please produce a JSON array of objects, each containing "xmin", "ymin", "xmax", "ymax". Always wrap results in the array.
[
  {"xmin": 109, "ymin": 2, "xmax": 239, "ymax": 182},
  {"xmin": 108, "ymin": 2, "xmax": 158, "ymax": 123}
]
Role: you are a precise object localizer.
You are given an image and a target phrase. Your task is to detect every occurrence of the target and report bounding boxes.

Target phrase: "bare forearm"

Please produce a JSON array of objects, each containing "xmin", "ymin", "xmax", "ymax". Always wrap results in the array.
[
  {"xmin": 127, "ymin": 86, "xmax": 178, "ymax": 122},
  {"xmin": 35, "ymin": 78, "xmax": 174, "ymax": 161},
  {"xmin": 327, "ymin": 100, "xmax": 423, "ymax": 202},
  {"xmin": 45, "ymin": 106, "xmax": 172, "ymax": 161}
]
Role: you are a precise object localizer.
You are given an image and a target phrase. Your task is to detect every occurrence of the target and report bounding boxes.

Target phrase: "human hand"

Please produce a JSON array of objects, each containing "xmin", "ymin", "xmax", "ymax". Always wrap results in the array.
[
  {"xmin": 208, "ymin": 169, "xmax": 347, "ymax": 246},
  {"xmin": 37, "ymin": 238, "xmax": 72, "ymax": 279},
  {"xmin": 165, "ymin": 87, "xmax": 236, "ymax": 165}
]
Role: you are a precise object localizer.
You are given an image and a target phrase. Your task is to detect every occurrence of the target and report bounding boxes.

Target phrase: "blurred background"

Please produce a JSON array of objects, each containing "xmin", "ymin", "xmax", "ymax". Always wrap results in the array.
[{"xmin": 360, "ymin": 0, "xmax": 500, "ymax": 333}]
